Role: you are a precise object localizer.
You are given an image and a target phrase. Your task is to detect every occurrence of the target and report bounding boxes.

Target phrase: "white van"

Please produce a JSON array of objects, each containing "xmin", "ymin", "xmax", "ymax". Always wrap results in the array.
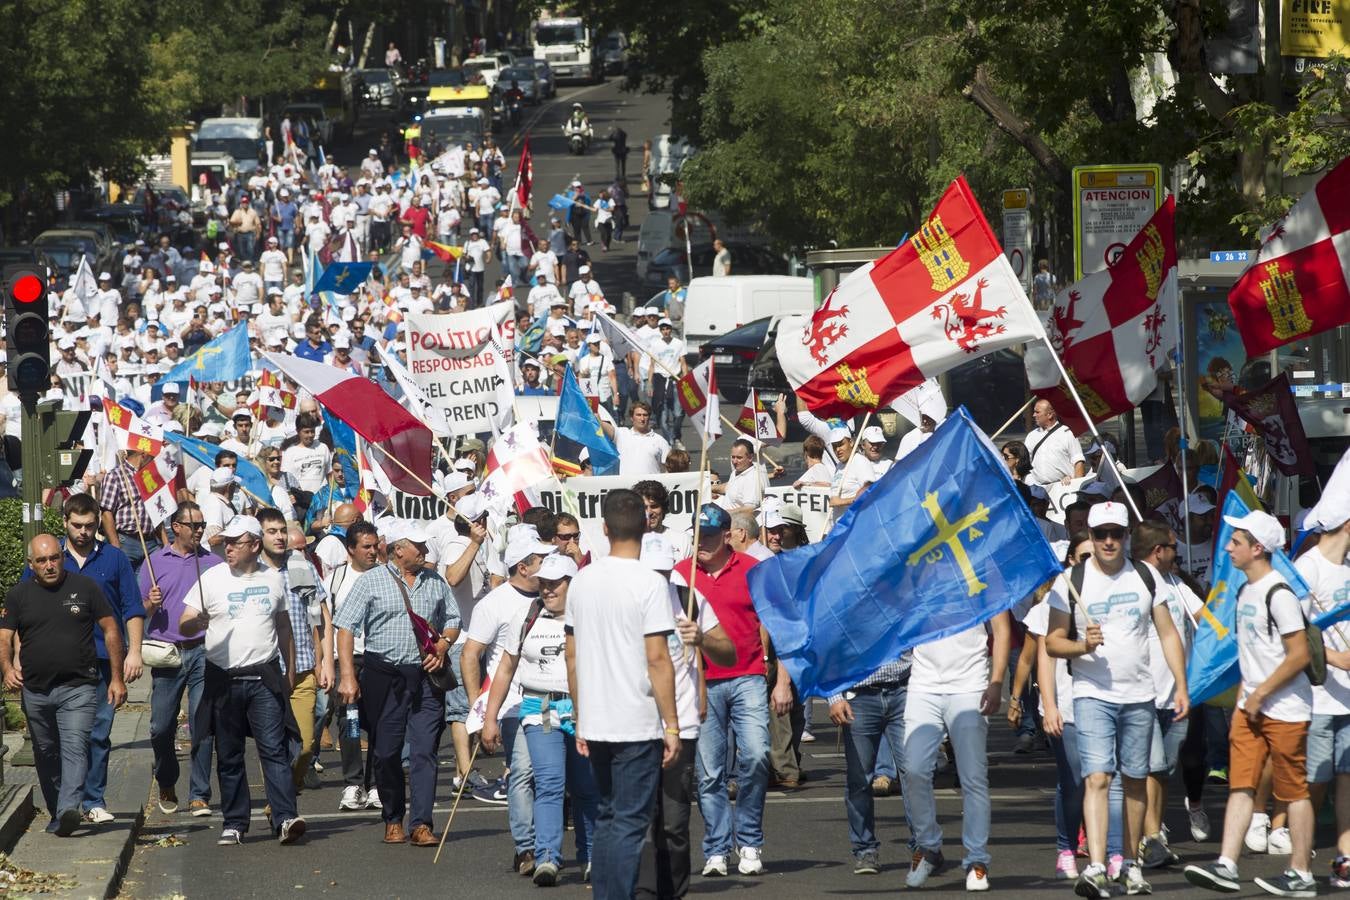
[{"xmin": 682, "ymin": 275, "xmax": 814, "ymax": 356}]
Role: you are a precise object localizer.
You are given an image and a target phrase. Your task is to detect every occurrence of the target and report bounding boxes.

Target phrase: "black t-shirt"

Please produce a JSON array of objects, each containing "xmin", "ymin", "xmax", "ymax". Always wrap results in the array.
[{"xmin": 0, "ymin": 572, "xmax": 113, "ymax": 692}]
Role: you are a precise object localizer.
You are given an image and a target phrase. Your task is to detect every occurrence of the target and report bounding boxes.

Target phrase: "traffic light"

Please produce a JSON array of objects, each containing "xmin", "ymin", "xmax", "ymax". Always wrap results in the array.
[
  {"xmin": 37, "ymin": 402, "xmax": 92, "ymax": 489},
  {"xmin": 4, "ymin": 265, "xmax": 50, "ymax": 394}
]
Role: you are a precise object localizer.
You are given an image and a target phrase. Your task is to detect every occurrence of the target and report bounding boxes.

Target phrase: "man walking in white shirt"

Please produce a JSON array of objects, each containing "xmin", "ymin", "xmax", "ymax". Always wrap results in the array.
[{"xmin": 1027, "ymin": 399, "xmax": 1086, "ymax": 486}]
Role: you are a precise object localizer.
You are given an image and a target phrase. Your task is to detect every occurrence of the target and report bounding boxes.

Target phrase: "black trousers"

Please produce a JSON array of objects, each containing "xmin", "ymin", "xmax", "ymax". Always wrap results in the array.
[
  {"xmin": 360, "ymin": 654, "xmax": 445, "ymax": 829},
  {"xmin": 636, "ymin": 738, "xmax": 697, "ymax": 899}
]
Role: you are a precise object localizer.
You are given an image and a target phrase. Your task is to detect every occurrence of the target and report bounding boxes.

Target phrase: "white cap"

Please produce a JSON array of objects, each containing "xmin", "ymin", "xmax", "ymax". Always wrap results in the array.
[
  {"xmin": 98, "ymin": 271, "xmax": 112, "ymax": 281},
  {"xmin": 1186, "ymin": 491, "xmax": 1216, "ymax": 516},
  {"xmin": 585, "ymin": 332, "xmax": 602, "ymax": 344},
  {"xmin": 387, "ymin": 519, "xmax": 430, "ymax": 546},
  {"xmin": 503, "ymin": 525, "xmax": 554, "ymax": 569},
  {"xmin": 332, "ymin": 334, "xmax": 351, "ymax": 350},
  {"xmin": 1223, "ymin": 510, "xmax": 1286, "ymax": 551},
  {"xmin": 827, "ymin": 426, "xmax": 852, "ymax": 444},
  {"xmin": 219, "ymin": 515, "xmax": 261, "ymax": 539},
  {"xmin": 578, "ymin": 265, "xmax": 591, "ymax": 275},
  {"xmin": 437, "ymin": 469, "xmax": 471, "ymax": 495},
  {"xmin": 195, "ymin": 421, "xmax": 223, "ymax": 439},
  {"xmin": 210, "ymin": 466, "xmax": 239, "ymax": 488},
  {"xmin": 1087, "ymin": 502, "xmax": 1129, "ymax": 529},
  {"xmin": 859, "ymin": 425, "xmax": 885, "ymax": 446},
  {"xmin": 547, "ymin": 321, "xmax": 567, "ymax": 336},
  {"xmin": 454, "ymin": 492, "xmax": 487, "ymax": 521},
  {"xmin": 537, "ymin": 554, "xmax": 577, "ymax": 581},
  {"xmin": 453, "ymin": 457, "xmax": 478, "ymax": 474},
  {"xmin": 161, "ymin": 382, "xmax": 181, "ymax": 395},
  {"xmin": 58, "ymin": 337, "xmax": 76, "ymax": 350},
  {"xmin": 763, "ymin": 503, "xmax": 805, "ymax": 530},
  {"xmin": 632, "ymin": 306, "xmax": 649, "ymax": 317},
  {"xmin": 640, "ymin": 532, "xmax": 677, "ymax": 571},
  {"xmin": 658, "ymin": 317, "xmax": 674, "ymax": 327}
]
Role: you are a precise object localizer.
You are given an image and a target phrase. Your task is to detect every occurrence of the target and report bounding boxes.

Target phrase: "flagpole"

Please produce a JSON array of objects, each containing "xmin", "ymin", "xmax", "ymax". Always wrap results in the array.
[
  {"xmin": 830, "ymin": 409, "xmax": 875, "ymax": 501},
  {"xmin": 115, "ymin": 452, "xmax": 158, "ymax": 587},
  {"xmin": 1038, "ymin": 336, "xmax": 1143, "ymax": 522},
  {"xmin": 366, "ymin": 442, "xmax": 464, "ymax": 522},
  {"xmin": 991, "ymin": 397, "xmax": 1036, "ymax": 441}
]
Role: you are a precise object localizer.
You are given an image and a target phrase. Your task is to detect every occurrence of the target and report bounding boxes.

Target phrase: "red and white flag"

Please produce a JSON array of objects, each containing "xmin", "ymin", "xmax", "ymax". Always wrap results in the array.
[
  {"xmin": 263, "ymin": 352, "xmax": 434, "ymax": 496},
  {"xmin": 735, "ymin": 389, "xmax": 781, "ymax": 446},
  {"xmin": 516, "ymin": 136, "xmax": 533, "ymax": 210},
  {"xmin": 480, "ymin": 423, "xmax": 554, "ymax": 511},
  {"xmin": 778, "ymin": 176, "xmax": 1044, "ymax": 417},
  {"xmin": 133, "ymin": 454, "xmax": 179, "ymax": 527},
  {"xmin": 101, "ymin": 397, "xmax": 164, "ymax": 457},
  {"xmin": 676, "ymin": 358, "xmax": 721, "ymax": 442},
  {"xmin": 1228, "ymin": 156, "xmax": 1350, "ymax": 355},
  {"xmin": 1025, "ymin": 196, "xmax": 1179, "ymax": 431}
]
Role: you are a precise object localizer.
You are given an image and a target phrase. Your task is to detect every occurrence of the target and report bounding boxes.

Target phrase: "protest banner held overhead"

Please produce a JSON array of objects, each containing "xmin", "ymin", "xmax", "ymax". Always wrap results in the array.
[{"xmin": 406, "ymin": 303, "xmax": 516, "ymax": 436}]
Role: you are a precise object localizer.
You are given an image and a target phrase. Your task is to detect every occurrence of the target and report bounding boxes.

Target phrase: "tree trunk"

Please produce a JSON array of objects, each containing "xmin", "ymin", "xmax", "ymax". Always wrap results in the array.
[{"xmin": 357, "ymin": 22, "xmax": 376, "ymax": 69}]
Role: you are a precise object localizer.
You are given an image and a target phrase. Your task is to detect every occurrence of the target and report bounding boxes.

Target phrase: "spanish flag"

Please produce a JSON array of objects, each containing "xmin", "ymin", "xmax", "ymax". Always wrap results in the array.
[{"xmin": 423, "ymin": 240, "xmax": 463, "ymax": 263}]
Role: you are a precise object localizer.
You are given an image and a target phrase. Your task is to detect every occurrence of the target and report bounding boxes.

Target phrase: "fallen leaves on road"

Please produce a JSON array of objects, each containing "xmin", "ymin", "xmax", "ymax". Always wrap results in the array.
[{"xmin": 0, "ymin": 851, "xmax": 75, "ymax": 891}]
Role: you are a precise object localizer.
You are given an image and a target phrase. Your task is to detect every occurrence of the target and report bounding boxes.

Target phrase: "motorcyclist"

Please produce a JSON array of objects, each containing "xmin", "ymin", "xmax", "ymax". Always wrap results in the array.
[{"xmin": 565, "ymin": 102, "xmax": 593, "ymax": 139}]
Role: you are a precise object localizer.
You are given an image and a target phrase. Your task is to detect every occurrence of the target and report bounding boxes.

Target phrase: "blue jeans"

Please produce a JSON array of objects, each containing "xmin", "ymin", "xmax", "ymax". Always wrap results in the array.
[
  {"xmin": 1149, "ymin": 707, "xmax": 1189, "ymax": 776},
  {"xmin": 235, "ymin": 231, "xmax": 257, "ymax": 261},
  {"xmin": 525, "ymin": 724, "xmax": 597, "ymax": 866},
  {"xmin": 118, "ymin": 532, "xmax": 160, "ymax": 572},
  {"xmin": 1008, "ymin": 645, "xmax": 1039, "ymax": 738},
  {"xmin": 697, "ymin": 676, "xmax": 771, "ymax": 855},
  {"xmin": 149, "ymin": 643, "xmax": 213, "ymax": 802},
  {"xmin": 501, "ymin": 716, "xmax": 536, "ymax": 854},
  {"xmin": 1307, "ymin": 713, "xmax": 1350, "ymax": 783},
  {"xmin": 904, "ymin": 690, "xmax": 992, "ymax": 868},
  {"xmin": 843, "ymin": 685, "xmax": 913, "ymax": 854},
  {"xmin": 1073, "ymin": 697, "xmax": 1156, "ymax": 780},
  {"xmin": 23, "ymin": 683, "xmax": 97, "ymax": 820},
  {"xmin": 82, "ymin": 660, "xmax": 116, "ymax": 811},
  {"xmin": 212, "ymin": 673, "xmax": 297, "ymax": 833},
  {"xmin": 506, "ymin": 253, "xmax": 528, "ymax": 287},
  {"xmin": 589, "ymin": 740, "xmax": 662, "ymax": 900},
  {"xmin": 1050, "ymin": 723, "xmax": 1085, "ymax": 852}
]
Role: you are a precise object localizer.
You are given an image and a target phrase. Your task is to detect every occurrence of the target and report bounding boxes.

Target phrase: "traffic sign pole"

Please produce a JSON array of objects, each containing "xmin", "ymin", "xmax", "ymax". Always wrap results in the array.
[{"xmin": 19, "ymin": 393, "xmax": 44, "ymax": 545}]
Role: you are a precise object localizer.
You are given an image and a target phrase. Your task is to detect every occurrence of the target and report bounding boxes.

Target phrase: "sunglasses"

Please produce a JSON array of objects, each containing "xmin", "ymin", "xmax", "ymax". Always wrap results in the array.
[
  {"xmin": 1091, "ymin": 527, "xmax": 1127, "ymax": 542},
  {"xmin": 175, "ymin": 520, "xmax": 207, "ymax": 529},
  {"xmin": 555, "ymin": 531, "xmax": 580, "ymax": 541},
  {"xmin": 1160, "ymin": 542, "xmax": 1178, "ymax": 550}
]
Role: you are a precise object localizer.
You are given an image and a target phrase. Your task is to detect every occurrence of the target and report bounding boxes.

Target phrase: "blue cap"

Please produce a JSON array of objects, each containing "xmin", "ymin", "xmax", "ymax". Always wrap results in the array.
[{"xmin": 697, "ymin": 504, "xmax": 731, "ymax": 532}]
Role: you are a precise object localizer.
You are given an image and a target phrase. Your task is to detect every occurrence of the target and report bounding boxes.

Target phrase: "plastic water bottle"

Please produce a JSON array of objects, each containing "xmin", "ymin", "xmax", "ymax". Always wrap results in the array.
[{"xmin": 343, "ymin": 706, "xmax": 361, "ymax": 740}]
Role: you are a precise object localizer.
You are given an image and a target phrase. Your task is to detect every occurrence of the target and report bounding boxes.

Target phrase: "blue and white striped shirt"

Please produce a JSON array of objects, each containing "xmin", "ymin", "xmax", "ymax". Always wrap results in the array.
[{"xmin": 333, "ymin": 565, "xmax": 458, "ymax": 666}]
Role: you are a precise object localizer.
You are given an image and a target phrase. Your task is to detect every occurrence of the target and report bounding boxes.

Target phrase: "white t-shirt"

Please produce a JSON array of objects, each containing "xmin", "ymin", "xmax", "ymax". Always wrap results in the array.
[
  {"xmin": 282, "ymin": 442, "xmax": 331, "ymax": 492},
  {"xmin": 184, "ymin": 562, "xmax": 287, "ymax": 669},
  {"xmin": 1148, "ymin": 574, "xmax": 1204, "ymax": 708},
  {"xmin": 1027, "ymin": 425, "xmax": 1084, "ymax": 486},
  {"xmin": 437, "ymin": 532, "xmax": 491, "ymax": 647},
  {"xmin": 1237, "ymin": 570, "xmax": 1313, "ymax": 722},
  {"xmin": 1022, "ymin": 600, "xmax": 1073, "ymax": 724},
  {"xmin": 565, "ymin": 556, "xmax": 677, "ymax": 741},
  {"xmin": 505, "ymin": 612, "xmax": 568, "ymax": 727},
  {"xmin": 465, "ymin": 582, "xmax": 535, "ymax": 720},
  {"xmin": 795, "ymin": 460, "xmax": 835, "ymax": 488},
  {"xmin": 324, "ymin": 561, "xmax": 367, "ymax": 654},
  {"xmin": 1047, "ymin": 560, "xmax": 1166, "ymax": 704},
  {"xmin": 1299, "ymin": 548, "xmax": 1350, "ymax": 716},
  {"xmin": 666, "ymin": 582, "xmax": 718, "ymax": 739},
  {"xmin": 314, "ymin": 534, "xmax": 348, "ymax": 576},
  {"xmin": 718, "ymin": 464, "xmax": 764, "ymax": 512},
  {"xmin": 615, "ymin": 427, "xmax": 670, "ymax": 476},
  {"xmin": 910, "ymin": 623, "xmax": 990, "ymax": 694}
]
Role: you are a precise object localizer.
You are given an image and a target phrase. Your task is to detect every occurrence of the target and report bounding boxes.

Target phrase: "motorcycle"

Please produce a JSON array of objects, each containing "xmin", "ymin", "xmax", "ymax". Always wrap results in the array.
[{"xmin": 564, "ymin": 121, "xmax": 592, "ymax": 155}]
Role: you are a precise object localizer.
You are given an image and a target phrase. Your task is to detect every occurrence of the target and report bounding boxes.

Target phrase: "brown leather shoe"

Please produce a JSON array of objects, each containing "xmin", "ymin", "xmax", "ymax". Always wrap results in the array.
[
  {"xmin": 383, "ymin": 822, "xmax": 407, "ymax": 844},
  {"xmin": 409, "ymin": 824, "xmax": 437, "ymax": 847}
]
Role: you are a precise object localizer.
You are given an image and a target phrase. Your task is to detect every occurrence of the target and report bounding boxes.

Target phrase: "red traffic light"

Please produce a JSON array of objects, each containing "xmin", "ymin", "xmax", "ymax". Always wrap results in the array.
[{"xmin": 10, "ymin": 274, "xmax": 43, "ymax": 304}]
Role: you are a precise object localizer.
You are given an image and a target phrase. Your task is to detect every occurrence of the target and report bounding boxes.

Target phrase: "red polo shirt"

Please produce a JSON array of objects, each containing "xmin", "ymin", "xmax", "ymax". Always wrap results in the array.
[{"xmin": 672, "ymin": 551, "xmax": 765, "ymax": 681}]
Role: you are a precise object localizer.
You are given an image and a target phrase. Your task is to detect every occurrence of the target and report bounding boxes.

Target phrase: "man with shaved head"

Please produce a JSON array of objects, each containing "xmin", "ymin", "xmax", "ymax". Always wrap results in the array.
[{"xmin": 0, "ymin": 534, "xmax": 127, "ymax": 836}]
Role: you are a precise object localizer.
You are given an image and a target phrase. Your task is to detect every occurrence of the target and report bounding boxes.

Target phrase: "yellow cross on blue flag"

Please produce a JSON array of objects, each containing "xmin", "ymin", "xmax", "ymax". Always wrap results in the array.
[
  {"xmin": 748, "ymin": 406, "xmax": 1063, "ymax": 698},
  {"xmin": 314, "ymin": 261, "xmax": 373, "ymax": 295},
  {"xmin": 160, "ymin": 323, "xmax": 252, "ymax": 385}
]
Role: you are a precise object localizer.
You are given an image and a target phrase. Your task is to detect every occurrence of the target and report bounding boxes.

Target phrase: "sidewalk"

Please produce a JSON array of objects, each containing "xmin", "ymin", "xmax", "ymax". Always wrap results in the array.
[{"xmin": 5, "ymin": 677, "xmax": 153, "ymax": 899}]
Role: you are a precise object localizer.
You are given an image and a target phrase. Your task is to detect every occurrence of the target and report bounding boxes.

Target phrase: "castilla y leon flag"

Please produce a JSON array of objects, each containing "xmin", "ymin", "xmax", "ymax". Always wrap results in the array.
[
  {"xmin": 1214, "ymin": 372, "xmax": 1315, "ymax": 478},
  {"xmin": 1025, "ymin": 196, "xmax": 1179, "ymax": 432},
  {"xmin": 735, "ymin": 389, "xmax": 782, "ymax": 446},
  {"xmin": 516, "ymin": 136, "xmax": 533, "ymax": 209},
  {"xmin": 778, "ymin": 176, "xmax": 1044, "ymax": 417},
  {"xmin": 133, "ymin": 454, "xmax": 179, "ymax": 528},
  {"xmin": 1228, "ymin": 156, "xmax": 1350, "ymax": 355},
  {"xmin": 676, "ymin": 358, "xmax": 722, "ymax": 441},
  {"xmin": 101, "ymin": 397, "xmax": 164, "ymax": 457}
]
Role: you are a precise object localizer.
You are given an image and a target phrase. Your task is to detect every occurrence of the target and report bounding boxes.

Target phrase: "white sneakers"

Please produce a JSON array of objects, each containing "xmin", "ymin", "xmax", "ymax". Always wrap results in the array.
[
  {"xmin": 84, "ymin": 807, "xmax": 115, "ymax": 825},
  {"xmin": 338, "ymin": 785, "xmax": 366, "ymax": 810},
  {"xmin": 1268, "ymin": 826, "xmax": 1293, "ymax": 855},
  {"xmin": 365, "ymin": 788, "xmax": 381, "ymax": 809},
  {"xmin": 702, "ymin": 849, "xmax": 763, "ymax": 877},
  {"xmin": 1245, "ymin": 812, "xmax": 1270, "ymax": 853},
  {"xmin": 966, "ymin": 864, "xmax": 990, "ymax": 891}
]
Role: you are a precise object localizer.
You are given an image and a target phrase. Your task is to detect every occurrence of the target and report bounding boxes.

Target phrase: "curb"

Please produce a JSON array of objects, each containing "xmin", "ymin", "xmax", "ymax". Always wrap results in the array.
[{"xmin": 0, "ymin": 783, "xmax": 34, "ymax": 852}]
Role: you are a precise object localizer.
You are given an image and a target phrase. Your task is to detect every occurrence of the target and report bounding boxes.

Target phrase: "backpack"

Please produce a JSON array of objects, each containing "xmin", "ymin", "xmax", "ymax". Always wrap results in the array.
[
  {"xmin": 1265, "ymin": 583, "xmax": 1327, "ymax": 687},
  {"xmin": 1065, "ymin": 560, "xmax": 1156, "ymax": 674}
]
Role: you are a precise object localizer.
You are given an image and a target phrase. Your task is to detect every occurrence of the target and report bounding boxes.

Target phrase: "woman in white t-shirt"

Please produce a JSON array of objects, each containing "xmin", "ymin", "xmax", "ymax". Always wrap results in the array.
[
  {"xmin": 1017, "ymin": 533, "xmax": 1098, "ymax": 881},
  {"xmin": 481, "ymin": 555, "xmax": 597, "ymax": 885}
]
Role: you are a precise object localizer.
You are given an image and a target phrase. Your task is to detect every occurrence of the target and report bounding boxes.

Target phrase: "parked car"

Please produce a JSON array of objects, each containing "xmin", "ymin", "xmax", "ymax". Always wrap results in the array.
[
  {"xmin": 64, "ymin": 220, "xmax": 121, "ymax": 261},
  {"xmin": 88, "ymin": 205, "xmax": 149, "ymax": 249},
  {"xmin": 697, "ymin": 316, "xmax": 783, "ymax": 405},
  {"xmin": 642, "ymin": 242, "xmax": 788, "ymax": 289},
  {"xmin": 0, "ymin": 246, "xmax": 57, "ymax": 278},
  {"xmin": 498, "ymin": 65, "xmax": 542, "ymax": 103},
  {"xmin": 528, "ymin": 58, "xmax": 557, "ymax": 97},
  {"xmin": 32, "ymin": 231, "xmax": 109, "ymax": 279},
  {"xmin": 348, "ymin": 67, "xmax": 401, "ymax": 112}
]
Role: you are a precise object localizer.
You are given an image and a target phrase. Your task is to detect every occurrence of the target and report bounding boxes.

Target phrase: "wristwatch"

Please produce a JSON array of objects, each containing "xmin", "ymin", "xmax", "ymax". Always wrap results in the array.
[{"xmin": 664, "ymin": 726, "xmax": 680, "ymax": 735}]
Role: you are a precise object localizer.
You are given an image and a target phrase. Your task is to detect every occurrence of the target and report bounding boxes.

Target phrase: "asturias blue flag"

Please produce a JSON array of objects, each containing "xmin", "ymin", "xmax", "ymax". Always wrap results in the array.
[
  {"xmin": 547, "ymin": 193, "xmax": 575, "ymax": 211},
  {"xmin": 160, "ymin": 323, "xmax": 252, "ymax": 384},
  {"xmin": 163, "ymin": 431, "xmax": 272, "ymax": 506},
  {"xmin": 322, "ymin": 408, "xmax": 360, "ymax": 491},
  {"xmin": 555, "ymin": 365, "xmax": 618, "ymax": 475},
  {"xmin": 1187, "ymin": 492, "xmax": 1314, "ymax": 704},
  {"xmin": 313, "ymin": 261, "xmax": 373, "ymax": 295},
  {"xmin": 747, "ymin": 407, "xmax": 1063, "ymax": 698}
]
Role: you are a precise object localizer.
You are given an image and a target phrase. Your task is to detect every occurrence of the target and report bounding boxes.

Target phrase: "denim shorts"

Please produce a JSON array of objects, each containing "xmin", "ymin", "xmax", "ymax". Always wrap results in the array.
[
  {"xmin": 443, "ymin": 642, "xmax": 469, "ymax": 723},
  {"xmin": 1148, "ymin": 707, "xmax": 1189, "ymax": 775},
  {"xmin": 1306, "ymin": 713, "xmax": 1350, "ymax": 783},
  {"xmin": 1073, "ymin": 697, "xmax": 1156, "ymax": 779}
]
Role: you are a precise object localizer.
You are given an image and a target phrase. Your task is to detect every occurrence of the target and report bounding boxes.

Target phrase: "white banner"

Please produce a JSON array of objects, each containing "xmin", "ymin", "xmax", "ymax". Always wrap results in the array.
[
  {"xmin": 406, "ymin": 303, "xmax": 516, "ymax": 436},
  {"xmin": 534, "ymin": 472, "xmax": 701, "ymax": 558},
  {"xmin": 764, "ymin": 486, "xmax": 832, "ymax": 544}
]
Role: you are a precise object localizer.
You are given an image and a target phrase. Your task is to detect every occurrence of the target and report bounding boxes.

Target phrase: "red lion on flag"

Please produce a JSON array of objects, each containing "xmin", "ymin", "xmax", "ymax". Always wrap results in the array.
[
  {"xmin": 802, "ymin": 288, "xmax": 850, "ymax": 364},
  {"xmin": 930, "ymin": 277, "xmax": 1007, "ymax": 353}
]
